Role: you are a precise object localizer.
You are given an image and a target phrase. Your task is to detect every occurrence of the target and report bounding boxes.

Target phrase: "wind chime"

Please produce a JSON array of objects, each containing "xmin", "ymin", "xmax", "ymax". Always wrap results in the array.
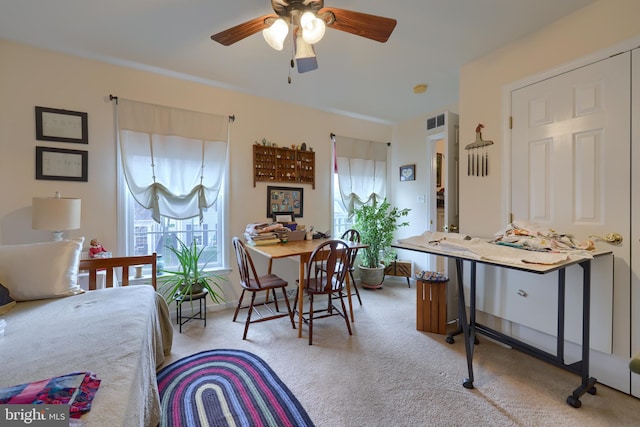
[{"xmin": 465, "ymin": 123, "xmax": 494, "ymax": 177}]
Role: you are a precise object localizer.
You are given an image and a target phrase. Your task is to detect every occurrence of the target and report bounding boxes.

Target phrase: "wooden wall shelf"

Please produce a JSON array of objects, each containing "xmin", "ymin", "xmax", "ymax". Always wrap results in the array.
[{"xmin": 253, "ymin": 145, "xmax": 315, "ymax": 189}]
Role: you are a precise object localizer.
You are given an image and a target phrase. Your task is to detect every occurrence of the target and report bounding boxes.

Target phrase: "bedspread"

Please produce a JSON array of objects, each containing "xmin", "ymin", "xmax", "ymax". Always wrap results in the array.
[{"xmin": 0, "ymin": 286, "xmax": 173, "ymax": 427}]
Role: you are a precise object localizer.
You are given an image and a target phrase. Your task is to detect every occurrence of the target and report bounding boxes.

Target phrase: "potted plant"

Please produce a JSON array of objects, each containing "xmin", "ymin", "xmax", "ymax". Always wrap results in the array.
[
  {"xmin": 157, "ymin": 238, "xmax": 226, "ymax": 307},
  {"xmin": 353, "ymin": 198, "xmax": 410, "ymax": 288}
]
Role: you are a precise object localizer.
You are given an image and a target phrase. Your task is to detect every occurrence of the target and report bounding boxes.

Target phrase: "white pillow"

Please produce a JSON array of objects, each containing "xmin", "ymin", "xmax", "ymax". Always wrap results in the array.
[{"xmin": 0, "ymin": 238, "xmax": 84, "ymax": 301}]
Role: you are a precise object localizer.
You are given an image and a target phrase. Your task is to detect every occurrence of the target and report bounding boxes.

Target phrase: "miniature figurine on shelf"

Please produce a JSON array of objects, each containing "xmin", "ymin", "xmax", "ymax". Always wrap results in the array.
[{"xmin": 89, "ymin": 239, "xmax": 110, "ymax": 259}]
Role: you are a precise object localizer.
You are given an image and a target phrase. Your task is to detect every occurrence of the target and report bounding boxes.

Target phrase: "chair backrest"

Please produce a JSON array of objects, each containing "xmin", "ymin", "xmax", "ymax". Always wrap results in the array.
[
  {"xmin": 341, "ymin": 229, "xmax": 360, "ymax": 269},
  {"xmin": 232, "ymin": 237, "xmax": 262, "ymax": 290},
  {"xmin": 341, "ymin": 229, "xmax": 360, "ymax": 243},
  {"xmin": 78, "ymin": 253, "xmax": 157, "ymax": 290},
  {"xmin": 305, "ymin": 239, "xmax": 351, "ymax": 293}
]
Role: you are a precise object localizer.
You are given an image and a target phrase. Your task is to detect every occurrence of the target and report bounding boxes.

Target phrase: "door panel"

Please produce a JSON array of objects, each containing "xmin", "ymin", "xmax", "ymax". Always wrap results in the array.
[
  {"xmin": 631, "ymin": 48, "xmax": 640, "ymax": 397},
  {"xmin": 511, "ymin": 52, "xmax": 631, "ymax": 391}
]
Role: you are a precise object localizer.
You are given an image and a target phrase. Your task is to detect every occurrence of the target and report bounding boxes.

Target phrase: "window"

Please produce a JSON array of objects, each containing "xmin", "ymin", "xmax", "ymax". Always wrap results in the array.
[
  {"xmin": 332, "ymin": 134, "xmax": 388, "ymax": 237},
  {"xmin": 115, "ymin": 99, "xmax": 230, "ymax": 273},
  {"xmin": 333, "ymin": 172, "xmax": 352, "ymax": 238},
  {"xmin": 122, "ymin": 186, "xmax": 226, "ymax": 272}
]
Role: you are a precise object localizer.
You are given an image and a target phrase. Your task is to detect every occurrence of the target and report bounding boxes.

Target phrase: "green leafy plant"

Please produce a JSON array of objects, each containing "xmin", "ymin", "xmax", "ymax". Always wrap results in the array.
[
  {"xmin": 157, "ymin": 238, "xmax": 226, "ymax": 306},
  {"xmin": 353, "ymin": 198, "xmax": 410, "ymax": 268}
]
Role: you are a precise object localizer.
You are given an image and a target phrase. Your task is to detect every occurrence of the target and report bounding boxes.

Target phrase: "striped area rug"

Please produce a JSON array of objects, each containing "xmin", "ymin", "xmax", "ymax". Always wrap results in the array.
[{"xmin": 157, "ymin": 349, "xmax": 315, "ymax": 427}]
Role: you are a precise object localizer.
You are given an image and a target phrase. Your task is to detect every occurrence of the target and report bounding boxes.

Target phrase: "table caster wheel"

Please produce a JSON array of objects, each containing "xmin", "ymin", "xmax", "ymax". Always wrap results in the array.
[
  {"xmin": 446, "ymin": 336, "xmax": 455, "ymax": 344},
  {"xmin": 588, "ymin": 386, "xmax": 597, "ymax": 395},
  {"xmin": 566, "ymin": 395, "xmax": 582, "ymax": 408},
  {"xmin": 463, "ymin": 379, "xmax": 474, "ymax": 389}
]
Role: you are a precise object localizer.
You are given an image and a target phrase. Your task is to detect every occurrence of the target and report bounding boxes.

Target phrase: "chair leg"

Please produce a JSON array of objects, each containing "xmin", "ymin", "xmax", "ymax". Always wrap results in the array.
[
  {"xmin": 338, "ymin": 292, "xmax": 353, "ymax": 336},
  {"xmin": 292, "ymin": 288, "xmax": 299, "ymax": 314},
  {"xmin": 243, "ymin": 292, "xmax": 257, "ymax": 340},
  {"xmin": 350, "ymin": 270, "xmax": 362, "ymax": 305},
  {"xmin": 233, "ymin": 289, "xmax": 246, "ymax": 321},
  {"xmin": 272, "ymin": 288, "xmax": 281, "ymax": 312},
  {"xmin": 281, "ymin": 287, "xmax": 296, "ymax": 329},
  {"xmin": 308, "ymin": 294, "xmax": 315, "ymax": 345}
]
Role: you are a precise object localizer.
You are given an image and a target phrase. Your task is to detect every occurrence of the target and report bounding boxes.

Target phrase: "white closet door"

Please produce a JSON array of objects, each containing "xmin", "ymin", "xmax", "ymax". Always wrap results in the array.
[
  {"xmin": 511, "ymin": 52, "xmax": 631, "ymax": 392},
  {"xmin": 631, "ymin": 48, "xmax": 640, "ymax": 398}
]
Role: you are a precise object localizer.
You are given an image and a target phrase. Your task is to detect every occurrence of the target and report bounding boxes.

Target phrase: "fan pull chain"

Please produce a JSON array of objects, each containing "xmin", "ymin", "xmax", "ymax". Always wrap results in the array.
[{"xmin": 288, "ymin": 30, "xmax": 294, "ymax": 84}]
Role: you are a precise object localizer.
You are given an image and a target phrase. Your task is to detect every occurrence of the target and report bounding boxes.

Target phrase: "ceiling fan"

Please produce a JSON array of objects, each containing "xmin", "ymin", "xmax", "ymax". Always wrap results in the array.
[{"xmin": 211, "ymin": 0, "xmax": 397, "ymax": 74}]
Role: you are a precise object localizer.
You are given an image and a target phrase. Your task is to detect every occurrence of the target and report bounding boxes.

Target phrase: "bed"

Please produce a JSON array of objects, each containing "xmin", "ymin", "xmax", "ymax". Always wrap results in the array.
[{"xmin": 0, "ymin": 239, "xmax": 173, "ymax": 426}]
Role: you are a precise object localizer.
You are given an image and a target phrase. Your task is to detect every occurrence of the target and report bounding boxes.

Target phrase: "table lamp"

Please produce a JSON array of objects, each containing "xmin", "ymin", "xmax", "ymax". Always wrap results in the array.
[{"xmin": 32, "ymin": 191, "xmax": 81, "ymax": 241}]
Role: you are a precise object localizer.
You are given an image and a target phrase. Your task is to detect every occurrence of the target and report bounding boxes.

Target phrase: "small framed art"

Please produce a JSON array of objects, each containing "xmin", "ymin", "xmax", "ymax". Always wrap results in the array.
[
  {"xmin": 36, "ymin": 146, "xmax": 88, "ymax": 182},
  {"xmin": 266, "ymin": 186, "xmax": 303, "ymax": 218},
  {"xmin": 35, "ymin": 106, "xmax": 88, "ymax": 144},
  {"xmin": 400, "ymin": 164, "xmax": 415, "ymax": 181}
]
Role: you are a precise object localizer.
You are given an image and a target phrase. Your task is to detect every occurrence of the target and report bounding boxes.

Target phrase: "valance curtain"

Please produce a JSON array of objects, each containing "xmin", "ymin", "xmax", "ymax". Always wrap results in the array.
[
  {"xmin": 117, "ymin": 99, "xmax": 229, "ymax": 223},
  {"xmin": 334, "ymin": 135, "xmax": 387, "ymax": 215}
]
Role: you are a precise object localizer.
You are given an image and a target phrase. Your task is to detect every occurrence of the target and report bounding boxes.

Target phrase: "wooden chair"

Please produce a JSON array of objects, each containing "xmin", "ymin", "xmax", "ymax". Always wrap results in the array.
[
  {"xmin": 294, "ymin": 239, "xmax": 353, "ymax": 345},
  {"xmin": 78, "ymin": 253, "xmax": 157, "ymax": 290},
  {"xmin": 232, "ymin": 237, "xmax": 295, "ymax": 340},
  {"xmin": 340, "ymin": 229, "xmax": 363, "ymax": 305}
]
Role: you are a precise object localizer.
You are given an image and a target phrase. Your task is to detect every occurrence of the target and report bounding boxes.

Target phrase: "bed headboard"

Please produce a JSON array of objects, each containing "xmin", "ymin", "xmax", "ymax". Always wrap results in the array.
[{"xmin": 78, "ymin": 254, "xmax": 157, "ymax": 290}]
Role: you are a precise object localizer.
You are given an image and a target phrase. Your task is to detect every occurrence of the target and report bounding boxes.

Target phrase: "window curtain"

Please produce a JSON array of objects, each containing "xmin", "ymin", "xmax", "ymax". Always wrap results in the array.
[
  {"xmin": 117, "ymin": 99, "xmax": 229, "ymax": 223},
  {"xmin": 334, "ymin": 135, "xmax": 387, "ymax": 215}
]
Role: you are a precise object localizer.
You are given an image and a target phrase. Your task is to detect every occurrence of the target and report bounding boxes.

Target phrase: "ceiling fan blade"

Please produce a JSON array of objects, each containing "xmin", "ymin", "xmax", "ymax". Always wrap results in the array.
[
  {"xmin": 211, "ymin": 14, "xmax": 277, "ymax": 46},
  {"xmin": 319, "ymin": 7, "xmax": 397, "ymax": 43}
]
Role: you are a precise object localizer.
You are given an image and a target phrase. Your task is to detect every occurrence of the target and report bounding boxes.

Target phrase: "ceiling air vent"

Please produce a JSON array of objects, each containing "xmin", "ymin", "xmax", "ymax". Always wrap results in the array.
[{"xmin": 426, "ymin": 113, "xmax": 446, "ymax": 130}]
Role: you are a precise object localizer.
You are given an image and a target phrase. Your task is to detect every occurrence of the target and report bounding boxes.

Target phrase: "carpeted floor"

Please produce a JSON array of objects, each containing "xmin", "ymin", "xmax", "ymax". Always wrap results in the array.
[{"xmin": 161, "ymin": 278, "xmax": 640, "ymax": 427}]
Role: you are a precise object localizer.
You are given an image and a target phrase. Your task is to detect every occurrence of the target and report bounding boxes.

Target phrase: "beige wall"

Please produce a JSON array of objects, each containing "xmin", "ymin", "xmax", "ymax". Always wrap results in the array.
[
  {"xmin": 0, "ymin": 39, "xmax": 391, "ymax": 295},
  {"xmin": 4, "ymin": 0, "xmax": 639, "ymax": 294},
  {"xmin": 457, "ymin": 0, "xmax": 640, "ymax": 237}
]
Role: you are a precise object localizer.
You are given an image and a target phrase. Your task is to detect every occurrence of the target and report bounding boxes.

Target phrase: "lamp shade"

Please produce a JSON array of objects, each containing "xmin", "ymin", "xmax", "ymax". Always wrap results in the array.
[
  {"xmin": 300, "ymin": 12, "xmax": 326, "ymax": 45},
  {"xmin": 32, "ymin": 193, "xmax": 81, "ymax": 241},
  {"xmin": 262, "ymin": 18, "xmax": 289, "ymax": 51}
]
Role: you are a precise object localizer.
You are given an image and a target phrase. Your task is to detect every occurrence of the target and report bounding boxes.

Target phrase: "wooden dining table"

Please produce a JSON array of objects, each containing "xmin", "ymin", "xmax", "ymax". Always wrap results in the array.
[{"xmin": 245, "ymin": 238, "xmax": 366, "ymax": 338}]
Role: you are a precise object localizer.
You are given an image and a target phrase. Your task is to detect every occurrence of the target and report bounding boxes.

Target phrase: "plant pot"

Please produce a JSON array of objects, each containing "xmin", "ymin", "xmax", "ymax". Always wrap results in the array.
[
  {"xmin": 180, "ymin": 281, "xmax": 204, "ymax": 296},
  {"xmin": 358, "ymin": 264, "xmax": 385, "ymax": 289}
]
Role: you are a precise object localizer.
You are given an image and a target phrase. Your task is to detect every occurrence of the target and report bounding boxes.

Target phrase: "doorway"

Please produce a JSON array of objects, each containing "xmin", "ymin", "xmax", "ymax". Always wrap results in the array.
[{"xmin": 426, "ymin": 111, "xmax": 459, "ymax": 320}]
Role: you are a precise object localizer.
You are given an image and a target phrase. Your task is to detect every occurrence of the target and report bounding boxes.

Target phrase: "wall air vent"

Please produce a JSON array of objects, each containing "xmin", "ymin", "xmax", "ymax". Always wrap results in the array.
[{"xmin": 426, "ymin": 113, "xmax": 446, "ymax": 130}]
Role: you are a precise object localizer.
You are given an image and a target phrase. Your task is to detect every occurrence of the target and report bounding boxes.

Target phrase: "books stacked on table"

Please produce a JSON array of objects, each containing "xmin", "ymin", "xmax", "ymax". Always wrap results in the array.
[{"xmin": 244, "ymin": 222, "xmax": 287, "ymax": 246}]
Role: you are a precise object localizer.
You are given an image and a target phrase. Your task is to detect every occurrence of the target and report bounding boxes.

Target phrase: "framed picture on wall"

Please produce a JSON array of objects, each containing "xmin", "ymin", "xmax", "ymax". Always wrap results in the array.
[
  {"xmin": 35, "ymin": 106, "xmax": 88, "ymax": 144},
  {"xmin": 35, "ymin": 146, "xmax": 88, "ymax": 182},
  {"xmin": 399, "ymin": 164, "xmax": 415, "ymax": 181},
  {"xmin": 266, "ymin": 186, "xmax": 303, "ymax": 218}
]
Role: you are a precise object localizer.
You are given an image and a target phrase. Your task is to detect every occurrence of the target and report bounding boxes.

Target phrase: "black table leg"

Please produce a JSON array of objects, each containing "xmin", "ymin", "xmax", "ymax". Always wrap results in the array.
[
  {"xmin": 453, "ymin": 259, "xmax": 475, "ymax": 389},
  {"xmin": 566, "ymin": 260, "xmax": 598, "ymax": 408}
]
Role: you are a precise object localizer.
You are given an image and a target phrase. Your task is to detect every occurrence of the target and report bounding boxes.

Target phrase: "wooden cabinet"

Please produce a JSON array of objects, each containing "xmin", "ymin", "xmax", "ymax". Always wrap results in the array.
[
  {"xmin": 416, "ymin": 274, "xmax": 448, "ymax": 334},
  {"xmin": 252, "ymin": 145, "xmax": 315, "ymax": 188}
]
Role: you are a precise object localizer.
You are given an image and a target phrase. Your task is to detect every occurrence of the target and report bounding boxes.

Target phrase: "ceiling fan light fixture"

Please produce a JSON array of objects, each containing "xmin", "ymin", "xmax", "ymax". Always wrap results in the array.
[
  {"xmin": 262, "ymin": 18, "xmax": 289, "ymax": 50},
  {"xmin": 300, "ymin": 11, "xmax": 326, "ymax": 44},
  {"xmin": 295, "ymin": 33, "xmax": 318, "ymax": 73}
]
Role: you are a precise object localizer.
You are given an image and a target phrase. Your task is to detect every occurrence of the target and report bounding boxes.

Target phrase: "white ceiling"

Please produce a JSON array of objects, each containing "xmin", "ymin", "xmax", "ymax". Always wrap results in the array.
[{"xmin": 0, "ymin": 0, "xmax": 595, "ymax": 124}]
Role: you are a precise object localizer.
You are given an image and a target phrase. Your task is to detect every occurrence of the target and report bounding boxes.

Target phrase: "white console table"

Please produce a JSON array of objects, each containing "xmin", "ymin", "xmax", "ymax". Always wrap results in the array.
[{"xmin": 393, "ymin": 240, "xmax": 611, "ymax": 408}]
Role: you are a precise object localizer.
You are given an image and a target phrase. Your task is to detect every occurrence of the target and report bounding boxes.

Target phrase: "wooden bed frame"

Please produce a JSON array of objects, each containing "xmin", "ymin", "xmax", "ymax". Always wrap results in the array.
[{"xmin": 79, "ymin": 253, "xmax": 157, "ymax": 290}]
